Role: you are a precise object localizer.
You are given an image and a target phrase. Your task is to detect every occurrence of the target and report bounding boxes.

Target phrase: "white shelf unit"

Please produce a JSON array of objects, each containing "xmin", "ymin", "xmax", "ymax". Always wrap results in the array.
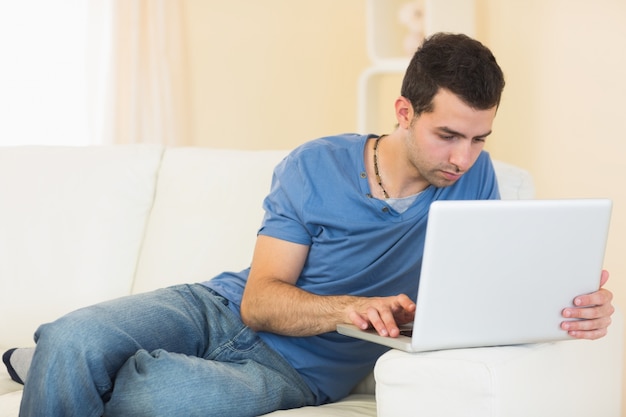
[{"xmin": 358, "ymin": 0, "xmax": 476, "ymax": 134}]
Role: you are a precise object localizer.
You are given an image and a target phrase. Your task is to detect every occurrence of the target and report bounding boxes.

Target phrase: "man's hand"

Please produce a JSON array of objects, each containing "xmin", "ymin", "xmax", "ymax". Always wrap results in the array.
[
  {"xmin": 346, "ymin": 294, "xmax": 416, "ymax": 338},
  {"xmin": 561, "ymin": 270, "xmax": 614, "ymax": 340}
]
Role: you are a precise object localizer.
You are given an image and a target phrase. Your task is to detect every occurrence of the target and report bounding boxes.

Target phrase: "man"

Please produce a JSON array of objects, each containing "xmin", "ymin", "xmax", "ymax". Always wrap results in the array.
[{"xmin": 4, "ymin": 33, "xmax": 614, "ymax": 417}]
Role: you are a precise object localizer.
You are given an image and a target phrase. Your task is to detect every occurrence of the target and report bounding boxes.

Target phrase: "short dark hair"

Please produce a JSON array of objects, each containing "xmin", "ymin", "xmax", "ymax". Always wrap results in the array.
[{"xmin": 400, "ymin": 33, "xmax": 505, "ymax": 116}]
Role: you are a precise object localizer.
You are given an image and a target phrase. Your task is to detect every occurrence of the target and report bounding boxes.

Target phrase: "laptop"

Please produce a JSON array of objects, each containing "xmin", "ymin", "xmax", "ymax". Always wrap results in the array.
[{"xmin": 337, "ymin": 199, "xmax": 612, "ymax": 352}]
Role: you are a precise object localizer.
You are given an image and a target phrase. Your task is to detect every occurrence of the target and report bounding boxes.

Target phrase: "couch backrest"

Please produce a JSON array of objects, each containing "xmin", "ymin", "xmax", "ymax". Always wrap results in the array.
[
  {"xmin": 492, "ymin": 160, "xmax": 535, "ymax": 200},
  {"xmin": 131, "ymin": 147, "xmax": 289, "ymax": 294},
  {"xmin": 0, "ymin": 145, "xmax": 164, "ymax": 347}
]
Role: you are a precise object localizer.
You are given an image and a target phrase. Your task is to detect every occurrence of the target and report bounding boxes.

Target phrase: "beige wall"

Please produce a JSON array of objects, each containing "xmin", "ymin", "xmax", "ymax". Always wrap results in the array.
[
  {"xmin": 183, "ymin": 0, "xmax": 625, "ymax": 411},
  {"xmin": 183, "ymin": 0, "xmax": 368, "ymax": 150},
  {"xmin": 476, "ymin": 1, "xmax": 626, "ymax": 411}
]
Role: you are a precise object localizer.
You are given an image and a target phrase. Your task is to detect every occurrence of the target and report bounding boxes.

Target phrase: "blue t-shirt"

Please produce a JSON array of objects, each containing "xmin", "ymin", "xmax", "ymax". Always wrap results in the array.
[{"xmin": 205, "ymin": 133, "xmax": 500, "ymax": 404}]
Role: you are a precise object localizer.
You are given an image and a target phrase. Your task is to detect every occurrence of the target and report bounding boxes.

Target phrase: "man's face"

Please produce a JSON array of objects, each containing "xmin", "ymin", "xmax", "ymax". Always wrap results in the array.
[{"xmin": 404, "ymin": 89, "xmax": 498, "ymax": 189}]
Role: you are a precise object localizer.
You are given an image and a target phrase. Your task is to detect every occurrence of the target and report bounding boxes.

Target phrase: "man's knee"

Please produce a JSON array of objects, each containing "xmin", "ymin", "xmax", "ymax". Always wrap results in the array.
[
  {"xmin": 35, "ymin": 311, "xmax": 97, "ymax": 351},
  {"xmin": 103, "ymin": 349, "xmax": 186, "ymax": 417}
]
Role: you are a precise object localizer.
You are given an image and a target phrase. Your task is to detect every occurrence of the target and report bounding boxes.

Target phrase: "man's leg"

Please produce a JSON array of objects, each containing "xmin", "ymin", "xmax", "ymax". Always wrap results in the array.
[
  {"xmin": 19, "ymin": 284, "xmax": 314, "ymax": 417},
  {"xmin": 104, "ymin": 340, "xmax": 315, "ymax": 416}
]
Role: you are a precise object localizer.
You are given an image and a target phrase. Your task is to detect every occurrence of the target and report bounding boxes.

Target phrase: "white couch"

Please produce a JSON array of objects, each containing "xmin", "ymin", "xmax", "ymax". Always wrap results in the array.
[{"xmin": 0, "ymin": 145, "xmax": 622, "ymax": 417}]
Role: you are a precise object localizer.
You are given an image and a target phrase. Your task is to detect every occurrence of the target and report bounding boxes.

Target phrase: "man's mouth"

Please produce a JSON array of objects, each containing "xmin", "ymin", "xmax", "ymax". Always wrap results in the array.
[{"xmin": 441, "ymin": 170, "xmax": 462, "ymax": 181}]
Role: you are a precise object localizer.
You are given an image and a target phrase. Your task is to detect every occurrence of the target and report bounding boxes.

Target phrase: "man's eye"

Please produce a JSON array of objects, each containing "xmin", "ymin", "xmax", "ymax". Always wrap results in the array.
[{"xmin": 439, "ymin": 135, "xmax": 455, "ymax": 140}]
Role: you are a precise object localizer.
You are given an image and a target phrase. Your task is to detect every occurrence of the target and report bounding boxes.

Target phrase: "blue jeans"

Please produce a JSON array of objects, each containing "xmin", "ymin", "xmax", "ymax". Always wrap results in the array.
[{"xmin": 19, "ymin": 284, "xmax": 316, "ymax": 417}]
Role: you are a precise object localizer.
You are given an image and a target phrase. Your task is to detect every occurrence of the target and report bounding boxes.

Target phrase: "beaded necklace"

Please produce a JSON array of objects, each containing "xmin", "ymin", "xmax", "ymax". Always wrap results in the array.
[{"xmin": 373, "ymin": 135, "xmax": 390, "ymax": 199}]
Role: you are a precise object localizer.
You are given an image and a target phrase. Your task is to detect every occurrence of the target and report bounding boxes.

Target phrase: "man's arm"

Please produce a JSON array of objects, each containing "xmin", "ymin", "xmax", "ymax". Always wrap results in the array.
[
  {"xmin": 561, "ymin": 269, "xmax": 614, "ymax": 339},
  {"xmin": 240, "ymin": 235, "xmax": 416, "ymax": 338}
]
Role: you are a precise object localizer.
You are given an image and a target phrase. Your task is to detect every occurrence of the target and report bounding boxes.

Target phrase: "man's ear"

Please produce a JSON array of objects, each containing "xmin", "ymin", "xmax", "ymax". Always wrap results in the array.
[{"xmin": 395, "ymin": 96, "xmax": 414, "ymax": 129}]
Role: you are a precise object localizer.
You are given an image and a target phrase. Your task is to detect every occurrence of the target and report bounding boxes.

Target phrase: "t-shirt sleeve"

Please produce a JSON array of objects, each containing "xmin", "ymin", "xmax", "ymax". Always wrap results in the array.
[{"xmin": 258, "ymin": 154, "xmax": 313, "ymax": 246}]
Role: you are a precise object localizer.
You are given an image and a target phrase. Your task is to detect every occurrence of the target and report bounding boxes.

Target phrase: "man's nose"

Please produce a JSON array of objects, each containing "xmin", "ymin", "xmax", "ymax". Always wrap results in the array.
[{"xmin": 449, "ymin": 141, "xmax": 473, "ymax": 172}]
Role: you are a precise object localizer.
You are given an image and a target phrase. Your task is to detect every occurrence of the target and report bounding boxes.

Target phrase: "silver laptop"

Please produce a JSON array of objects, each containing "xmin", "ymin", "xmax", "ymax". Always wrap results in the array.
[{"xmin": 337, "ymin": 199, "xmax": 612, "ymax": 352}]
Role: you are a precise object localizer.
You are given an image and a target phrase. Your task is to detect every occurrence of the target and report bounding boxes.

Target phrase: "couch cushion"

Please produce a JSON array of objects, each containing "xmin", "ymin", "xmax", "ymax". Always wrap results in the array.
[
  {"xmin": 262, "ymin": 394, "xmax": 376, "ymax": 416},
  {"xmin": 0, "ymin": 390, "xmax": 21, "ymax": 417},
  {"xmin": 132, "ymin": 147, "xmax": 289, "ymax": 293},
  {"xmin": 0, "ymin": 356, "xmax": 22, "ymax": 396},
  {"xmin": 0, "ymin": 145, "xmax": 163, "ymax": 347}
]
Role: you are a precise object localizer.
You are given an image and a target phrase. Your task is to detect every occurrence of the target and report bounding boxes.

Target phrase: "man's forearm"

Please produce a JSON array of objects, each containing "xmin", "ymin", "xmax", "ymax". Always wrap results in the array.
[
  {"xmin": 240, "ymin": 235, "xmax": 416, "ymax": 338},
  {"xmin": 241, "ymin": 278, "xmax": 358, "ymax": 337}
]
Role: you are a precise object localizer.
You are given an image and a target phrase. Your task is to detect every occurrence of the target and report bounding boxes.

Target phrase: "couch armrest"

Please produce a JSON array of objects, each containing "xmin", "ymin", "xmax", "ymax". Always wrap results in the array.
[{"xmin": 375, "ymin": 307, "xmax": 623, "ymax": 417}]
